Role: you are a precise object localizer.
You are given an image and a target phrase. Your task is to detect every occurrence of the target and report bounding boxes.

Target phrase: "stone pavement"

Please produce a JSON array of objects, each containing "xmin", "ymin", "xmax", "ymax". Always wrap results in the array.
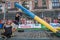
[{"xmin": 0, "ymin": 30, "xmax": 60, "ymax": 40}]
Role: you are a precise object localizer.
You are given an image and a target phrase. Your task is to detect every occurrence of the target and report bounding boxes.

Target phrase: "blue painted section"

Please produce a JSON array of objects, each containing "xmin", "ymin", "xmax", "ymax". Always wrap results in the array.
[{"xmin": 15, "ymin": 3, "xmax": 35, "ymax": 19}]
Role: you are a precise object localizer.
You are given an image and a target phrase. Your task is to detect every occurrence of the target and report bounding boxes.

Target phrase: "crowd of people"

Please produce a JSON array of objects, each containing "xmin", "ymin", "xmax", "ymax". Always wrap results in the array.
[
  {"xmin": 0, "ymin": 13, "xmax": 60, "ymax": 38},
  {"xmin": 0, "ymin": 13, "xmax": 20, "ymax": 38},
  {"xmin": 43, "ymin": 17, "xmax": 60, "ymax": 23}
]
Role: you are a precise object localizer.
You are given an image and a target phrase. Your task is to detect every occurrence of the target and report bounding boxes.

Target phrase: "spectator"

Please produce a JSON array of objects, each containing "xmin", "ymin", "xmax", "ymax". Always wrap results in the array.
[
  {"xmin": 46, "ymin": 17, "xmax": 50, "ymax": 23},
  {"xmin": 0, "ymin": 19, "xmax": 2, "ymax": 23},
  {"xmin": 2, "ymin": 18, "xmax": 7, "ymax": 24},
  {"xmin": 58, "ymin": 19, "xmax": 60, "ymax": 23},
  {"xmin": 53, "ymin": 19, "xmax": 58, "ymax": 23},
  {"xmin": 15, "ymin": 13, "xmax": 20, "ymax": 25},
  {"xmin": 1, "ymin": 18, "xmax": 8, "ymax": 28},
  {"xmin": 21, "ymin": 18, "xmax": 26, "ymax": 24},
  {"xmin": 1, "ymin": 20, "xmax": 12, "ymax": 38}
]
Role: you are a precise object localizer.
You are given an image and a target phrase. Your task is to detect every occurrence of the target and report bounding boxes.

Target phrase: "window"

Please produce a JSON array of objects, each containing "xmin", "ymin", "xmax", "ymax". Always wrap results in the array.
[
  {"xmin": 52, "ymin": 0, "xmax": 60, "ymax": 8},
  {"xmin": 42, "ymin": 0, "xmax": 47, "ymax": 9},
  {"xmin": 8, "ymin": 2, "xmax": 10, "ymax": 7},
  {"xmin": 7, "ymin": 2, "xmax": 11, "ymax": 9},
  {"xmin": 42, "ymin": 0, "xmax": 46, "ymax": 5},
  {"xmin": 52, "ymin": 0, "xmax": 59, "ymax": 2},
  {"xmin": 34, "ymin": 0, "xmax": 38, "ymax": 8},
  {"xmin": 22, "ymin": 1, "xmax": 29, "ymax": 9},
  {"xmin": 52, "ymin": 3, "xmax": 59, "ymax": 6}
]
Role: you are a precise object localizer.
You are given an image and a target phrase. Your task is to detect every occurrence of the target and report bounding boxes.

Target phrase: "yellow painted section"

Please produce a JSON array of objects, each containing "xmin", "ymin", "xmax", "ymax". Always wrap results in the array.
[
  {"xmin": 34, "ymin": 16, "xmax": 58, "ymax": 33},
  {"xmin": 56, "ymin": 27, "xmax": 60, "ymax": 30}
]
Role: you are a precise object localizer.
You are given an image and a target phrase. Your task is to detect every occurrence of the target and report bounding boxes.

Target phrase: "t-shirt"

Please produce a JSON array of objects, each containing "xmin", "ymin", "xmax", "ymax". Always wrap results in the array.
[
  {"xmin": 4, "ymin": 25, "xmax": 12, "ymax": 34},
  {"xmin": 15, "ymin": 16, "xmax": 20, "ymax": 22}
]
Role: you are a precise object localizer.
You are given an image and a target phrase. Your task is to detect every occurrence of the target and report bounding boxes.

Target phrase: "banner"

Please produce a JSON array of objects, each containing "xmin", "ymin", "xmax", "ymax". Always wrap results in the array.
[
  {"xmin": 18, "ymin": 24, "xmax": 32, "ymax": 28},
  {"xmin": 18, "ymin": 24, "xmax": 41, "ymax": 28},
  {"xmin": 50, "ymin": 23, "xmax": 60, "ymax": 28},
  {"xmin": 33, "ymin": 24, "xmax": 41, "ymax": 28},
  {"xmin": 18, "ymin": 23, "xmax": 60, "ymax": 28}
]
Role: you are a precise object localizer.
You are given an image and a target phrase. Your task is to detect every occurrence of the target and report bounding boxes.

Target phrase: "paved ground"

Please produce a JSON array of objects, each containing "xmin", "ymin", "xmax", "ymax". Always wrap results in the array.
[{"xmin": 0, "ymin": 29, "xmax": 60, "ymax": 40}]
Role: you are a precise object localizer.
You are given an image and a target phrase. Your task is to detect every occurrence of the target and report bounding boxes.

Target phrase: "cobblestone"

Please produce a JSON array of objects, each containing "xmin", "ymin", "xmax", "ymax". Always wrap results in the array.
[{"xmin": 0, "ymin": 30, "xmax": 60, "ymax": 40}]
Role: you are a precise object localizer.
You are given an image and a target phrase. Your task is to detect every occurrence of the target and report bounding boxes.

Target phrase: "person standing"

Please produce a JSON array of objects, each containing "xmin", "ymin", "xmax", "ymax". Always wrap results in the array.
[
  {"xmin": 15, "ymin": 13, "xmax": 20, "ymax": 25},
  {"xmin": 15, "ymin": 13, "xmax": 24, "ymax": 32}
]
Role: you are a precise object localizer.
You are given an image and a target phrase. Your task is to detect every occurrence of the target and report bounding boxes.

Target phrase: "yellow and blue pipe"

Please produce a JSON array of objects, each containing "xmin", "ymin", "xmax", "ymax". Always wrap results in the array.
[{"xmin": 15, "ymin": 3, "xmax": 60, "ymax": 34}]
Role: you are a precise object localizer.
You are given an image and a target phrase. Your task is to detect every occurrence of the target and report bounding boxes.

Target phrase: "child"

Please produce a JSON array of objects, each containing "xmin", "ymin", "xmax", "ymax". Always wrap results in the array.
[{"xmin": 1, "ymin": 20, "xmax": 12, "ymax": 38}]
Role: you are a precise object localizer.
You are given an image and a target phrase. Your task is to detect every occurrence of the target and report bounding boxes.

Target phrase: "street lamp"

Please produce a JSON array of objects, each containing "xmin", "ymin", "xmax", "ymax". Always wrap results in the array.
[
  {"xmin": 2, "ymin": 0, "xmax": 6, "ymax": 19},
  {"xmin": 0, "ymin": 0, "xmax": 6, "ymax": 19}
]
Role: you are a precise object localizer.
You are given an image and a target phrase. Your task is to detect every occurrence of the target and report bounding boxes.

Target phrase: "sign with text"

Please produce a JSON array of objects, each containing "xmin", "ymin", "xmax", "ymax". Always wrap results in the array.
[
  {"xmin": 19, "ymin": 24, "xmax": 32, "ymax": 28},
  {"xmin": 18, "ymin": 24, "xmax": 41, "ymax": 28},
  {"xmin": 18, "ymin": 23, "xmax": 60, "ymax": 28}
]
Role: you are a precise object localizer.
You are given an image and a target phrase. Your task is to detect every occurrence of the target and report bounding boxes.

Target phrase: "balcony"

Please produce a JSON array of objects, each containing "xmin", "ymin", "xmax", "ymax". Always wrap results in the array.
[
  {"xmin": 7, "ymin": 8, "xmax": 19, "ymax": 13},
  {"xmin": 53, "ymin": 6, "xmax": 60, "ymax": 9},
  {"xmin": 34, "ymin": 5, "xmax": 47, "ymax": 9},
  {"xmin": 34, "ymin": 7, "xmax": 47, "ymax": 9}
]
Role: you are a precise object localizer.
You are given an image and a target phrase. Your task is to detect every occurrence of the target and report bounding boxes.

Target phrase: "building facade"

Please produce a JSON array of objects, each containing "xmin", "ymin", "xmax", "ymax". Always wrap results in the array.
[
  {"xmin": 34, "ymin": 0, "xmax": 60, "ymax": 10},
  {"xmin": 0, "ymin": 0, "xmax": 60, "ymax": 21},
  {"xmin": 0, "ymin": 0, "xmax": 60, "ymax": 11}
]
